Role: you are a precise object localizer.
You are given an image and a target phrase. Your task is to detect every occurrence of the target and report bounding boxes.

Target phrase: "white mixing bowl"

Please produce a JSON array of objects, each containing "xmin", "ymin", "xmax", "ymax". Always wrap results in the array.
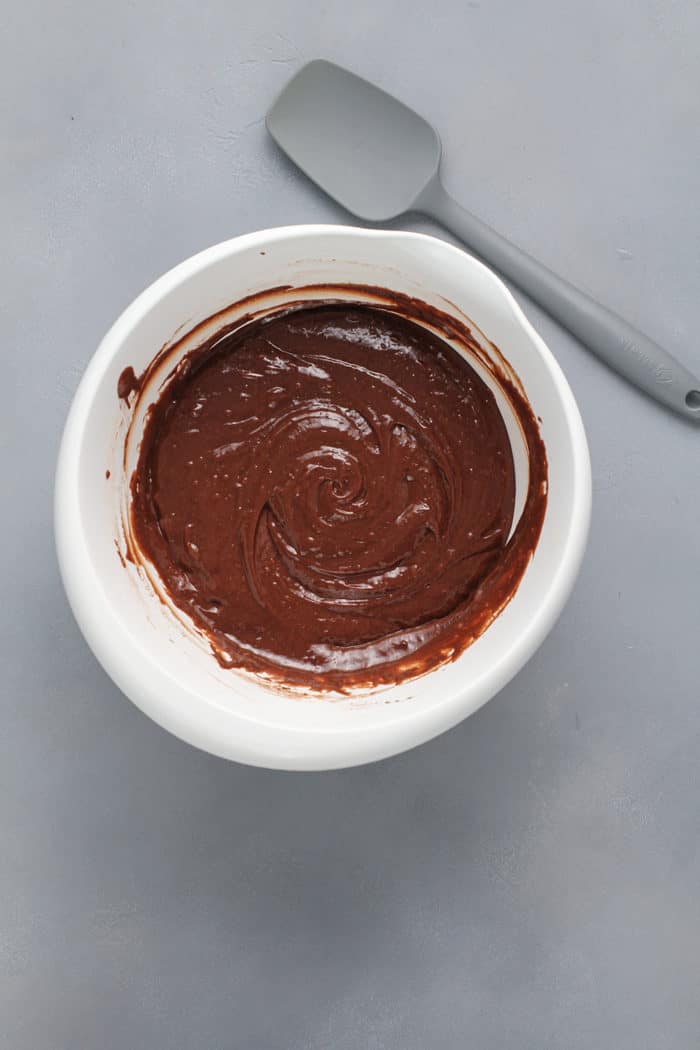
[{"xmin": 55, "ymin": 225, "xmax": 591, "ymax": 770}]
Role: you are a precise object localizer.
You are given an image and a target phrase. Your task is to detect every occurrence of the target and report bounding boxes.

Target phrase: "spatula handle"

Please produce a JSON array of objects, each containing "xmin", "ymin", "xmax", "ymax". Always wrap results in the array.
[{"xmin": 419, "ymin": 179, "xmax": 700, "ymax": 420}]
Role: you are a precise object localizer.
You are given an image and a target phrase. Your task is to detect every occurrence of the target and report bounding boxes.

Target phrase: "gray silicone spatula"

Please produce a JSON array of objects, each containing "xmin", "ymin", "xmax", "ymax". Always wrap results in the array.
[{"xmin": 267, "ymin": 59, "xmax": 700, "ymax": 420}]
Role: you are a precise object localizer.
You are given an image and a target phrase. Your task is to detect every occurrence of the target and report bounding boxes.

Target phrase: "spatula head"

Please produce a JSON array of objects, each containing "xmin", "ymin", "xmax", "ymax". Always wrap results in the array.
[{"xmin": 267, "ymin": 60, "xmax": 441, "ymax": 222}]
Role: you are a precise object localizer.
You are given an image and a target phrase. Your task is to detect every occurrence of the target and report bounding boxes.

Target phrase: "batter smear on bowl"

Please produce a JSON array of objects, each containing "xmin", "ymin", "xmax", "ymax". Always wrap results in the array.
[{"xmin": 127, "ymin": 300, "xmax": 547, "ymax": 690}]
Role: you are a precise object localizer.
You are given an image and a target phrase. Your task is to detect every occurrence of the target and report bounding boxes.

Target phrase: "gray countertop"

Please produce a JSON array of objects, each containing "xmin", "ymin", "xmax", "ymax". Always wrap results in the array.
[{"xmin": 3, "ymin": 1, "xmax": 699, "ymax": 1046}]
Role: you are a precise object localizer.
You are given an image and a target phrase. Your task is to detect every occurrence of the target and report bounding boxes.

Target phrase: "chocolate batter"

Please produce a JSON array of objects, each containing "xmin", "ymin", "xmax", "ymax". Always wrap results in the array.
[{"xmin": 127, "ymin": 298, "xmax": 547, "ymax": 691}]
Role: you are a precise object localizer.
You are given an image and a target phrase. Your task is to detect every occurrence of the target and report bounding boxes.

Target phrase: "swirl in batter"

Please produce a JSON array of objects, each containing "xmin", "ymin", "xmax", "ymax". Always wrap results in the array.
[{"xmin": 127, "ymin": 301, "xmax": 547, "ymax": 690}]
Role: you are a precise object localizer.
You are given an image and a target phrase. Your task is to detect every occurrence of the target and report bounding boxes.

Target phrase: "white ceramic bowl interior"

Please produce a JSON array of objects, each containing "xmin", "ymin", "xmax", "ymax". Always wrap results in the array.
[{"xmin": 55, "ymin": 226, "xmax": 591, "ymax": 770}]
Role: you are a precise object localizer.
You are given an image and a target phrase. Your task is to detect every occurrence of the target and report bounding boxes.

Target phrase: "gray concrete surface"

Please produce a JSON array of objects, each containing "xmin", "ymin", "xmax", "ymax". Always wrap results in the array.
[{"xmin": 3, "ymin": 1, "xmax": 699, "ymax": 1046}]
